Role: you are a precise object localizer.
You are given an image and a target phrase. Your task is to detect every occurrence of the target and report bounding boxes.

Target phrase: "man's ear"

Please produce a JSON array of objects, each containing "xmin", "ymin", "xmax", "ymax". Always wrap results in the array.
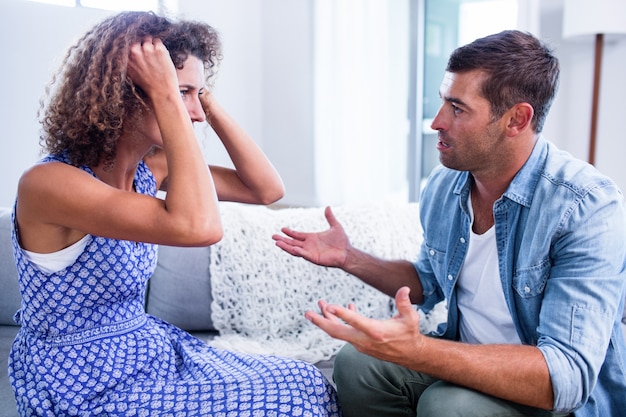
[{"xmin": 505, "ymin": 103, "xmax": 534, "ymax": 136}]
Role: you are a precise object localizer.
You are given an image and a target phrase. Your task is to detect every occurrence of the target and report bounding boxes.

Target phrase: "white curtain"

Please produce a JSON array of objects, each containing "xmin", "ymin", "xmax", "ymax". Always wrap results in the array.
[{"xmin": 313, "ymin": 0, "xmax": 410, "ymax": 206}]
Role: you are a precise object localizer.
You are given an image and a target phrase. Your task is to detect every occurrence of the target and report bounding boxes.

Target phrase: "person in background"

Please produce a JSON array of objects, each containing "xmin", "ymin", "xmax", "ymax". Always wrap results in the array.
[
  {"xmin": 273, "ymin": 30, "xmax": 626, "ymax": 417},
  {"xmin": 9, "ymin": 11, "xmax": 340, "ymax": 416}
]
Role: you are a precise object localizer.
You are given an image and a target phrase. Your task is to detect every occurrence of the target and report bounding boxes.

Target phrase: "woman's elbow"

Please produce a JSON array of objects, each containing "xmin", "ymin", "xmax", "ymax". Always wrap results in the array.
[
  {"xmin": 181, "ymin": 217, "xmax": 223, "ymax": 246},
  {"xmin": 255, "ymin": 182, "xmax": 285, "ymax": 205},
  {"xmin": 198, "ymin": 227, "xmax": 223, "ymax": 246},
  {"xmin": 197, "ymin": 221, "xmax": 223, "ymax": 246}
]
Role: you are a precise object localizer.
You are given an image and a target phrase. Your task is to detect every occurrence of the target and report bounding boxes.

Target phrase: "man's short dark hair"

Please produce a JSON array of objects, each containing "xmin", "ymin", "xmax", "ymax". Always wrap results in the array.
[{"xmin": 446, "ymin": 30, "xmax": 559, "ymax": 133}]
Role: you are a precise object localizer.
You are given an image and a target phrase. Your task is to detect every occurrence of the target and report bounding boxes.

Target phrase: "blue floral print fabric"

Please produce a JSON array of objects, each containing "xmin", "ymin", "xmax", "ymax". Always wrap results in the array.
[{"xmin": 8, "ymin": 154, "xmax": 341, "ymax": 417}]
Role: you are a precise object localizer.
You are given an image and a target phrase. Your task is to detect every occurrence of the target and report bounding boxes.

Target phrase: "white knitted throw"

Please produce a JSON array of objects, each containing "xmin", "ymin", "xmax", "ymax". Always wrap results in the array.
[{"xmin": 208, "ymin": 202, "xmax": 446, "ymax": 363}]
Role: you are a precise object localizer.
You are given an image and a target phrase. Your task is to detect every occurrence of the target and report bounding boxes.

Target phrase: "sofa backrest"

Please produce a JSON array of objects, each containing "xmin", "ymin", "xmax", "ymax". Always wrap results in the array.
[
  {"xmin": 0, "ymin": 208, "xmax": 21, "ymax": 326},
  {"xmin": 146, "ymin": 244, "xmax": 214, "ymax": 332}
]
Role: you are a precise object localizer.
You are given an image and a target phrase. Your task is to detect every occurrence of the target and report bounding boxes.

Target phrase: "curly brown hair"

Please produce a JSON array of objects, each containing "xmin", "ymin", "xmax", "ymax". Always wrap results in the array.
[{"xmin": 40, "ymin": 11, "xmax": 222, "ymax": 169}]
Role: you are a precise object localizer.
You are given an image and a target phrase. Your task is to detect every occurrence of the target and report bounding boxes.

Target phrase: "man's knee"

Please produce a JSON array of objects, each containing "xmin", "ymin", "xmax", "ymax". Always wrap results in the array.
[
  {"xmin": 417, "ymin": 381, "xmax": 563, "ymax": 417},
  {"xmin": 416, "ymin": 381, "xmax": 479, "ymax": 417},
  {"xmin": 333, "ymin": 343, "xmax": 396, "ymax": 390},
  {"xmin": 332, "ymin": 344, "xmax": 432, "ymax": 417},
  {"xmin": 332, "ymin": 343, "xmax": 366, "ymax": 386}
]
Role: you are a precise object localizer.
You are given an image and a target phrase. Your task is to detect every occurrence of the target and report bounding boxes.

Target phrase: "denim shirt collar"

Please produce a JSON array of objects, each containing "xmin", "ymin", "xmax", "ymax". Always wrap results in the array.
[{"xmin": 452, "ymin": 135, "xmax": 549, "ymax": 209}]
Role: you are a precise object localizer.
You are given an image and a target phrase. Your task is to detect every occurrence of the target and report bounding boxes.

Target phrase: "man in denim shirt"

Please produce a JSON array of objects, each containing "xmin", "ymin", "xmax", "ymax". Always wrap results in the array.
[{"xmin": 273, "ymin": 30, "xmax": 626, "ymax": 416}]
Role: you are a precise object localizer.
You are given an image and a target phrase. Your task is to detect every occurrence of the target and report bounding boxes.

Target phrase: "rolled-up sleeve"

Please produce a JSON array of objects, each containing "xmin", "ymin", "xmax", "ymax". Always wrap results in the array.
[{"xmin": 536, "ymin": 184, "xmax": 626, "ymax": 413}]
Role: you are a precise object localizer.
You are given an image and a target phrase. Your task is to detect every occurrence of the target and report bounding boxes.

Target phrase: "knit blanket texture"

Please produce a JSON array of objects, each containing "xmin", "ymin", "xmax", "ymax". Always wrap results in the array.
[{"xmin": 208, "ymin": 202, "xmax": 445, "ymax": 363}]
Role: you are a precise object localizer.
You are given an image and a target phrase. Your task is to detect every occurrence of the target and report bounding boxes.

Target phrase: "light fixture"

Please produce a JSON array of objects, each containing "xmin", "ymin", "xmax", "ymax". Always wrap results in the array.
[{"xmin": 562, "ymin": 0, "xmax": 626, "ymax": 165}]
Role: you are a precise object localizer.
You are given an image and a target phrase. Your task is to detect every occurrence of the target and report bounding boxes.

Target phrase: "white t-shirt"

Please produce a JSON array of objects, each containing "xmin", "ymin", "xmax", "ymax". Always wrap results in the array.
[
  {"xmin": 457, "ymin": 198, "xmax": 522, "ymax": 345},
  {"xmin": 23, "ymin": 234, "xmax": 90, "ymax": 274}
]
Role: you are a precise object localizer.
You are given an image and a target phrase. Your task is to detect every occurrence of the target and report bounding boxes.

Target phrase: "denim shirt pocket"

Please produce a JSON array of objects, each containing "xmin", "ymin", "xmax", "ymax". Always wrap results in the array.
[
  {"xmin": 424, "ymin": 242, "xmax": 452, "ymax": 296},
  {"xmin": 512, "ymin": 258, "xmax": 550, "ymax": 298}
]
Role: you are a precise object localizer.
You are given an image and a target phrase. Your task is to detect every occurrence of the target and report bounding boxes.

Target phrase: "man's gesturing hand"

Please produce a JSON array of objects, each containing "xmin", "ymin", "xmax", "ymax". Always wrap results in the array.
[
  {"xmin": 272, "ymin": 206, "xmax": 351, "ymax": 268},
  {"xmin": 304, "ymin": 286, "xmax": 424, "ymax": 368}
]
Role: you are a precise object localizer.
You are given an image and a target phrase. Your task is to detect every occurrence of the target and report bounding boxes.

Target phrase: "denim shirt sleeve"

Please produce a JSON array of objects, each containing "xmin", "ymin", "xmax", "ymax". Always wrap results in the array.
[
  {"xmin": 507, "ymin": 141, "xmax": 626, "ymax": 414},
  {"xmin": 534, "ymin": 180, "xmax": 626, "ymax": 413}
]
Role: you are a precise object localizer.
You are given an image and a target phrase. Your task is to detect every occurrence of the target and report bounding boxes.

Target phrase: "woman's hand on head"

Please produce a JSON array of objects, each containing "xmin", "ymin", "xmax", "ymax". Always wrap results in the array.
[{"xmin": 127, "ymin": 37, "xmax": 179, "ymax": 101}]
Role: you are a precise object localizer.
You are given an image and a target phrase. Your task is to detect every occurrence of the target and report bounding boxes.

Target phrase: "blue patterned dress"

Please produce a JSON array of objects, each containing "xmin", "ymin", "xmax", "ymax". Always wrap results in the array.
[{"xmin": 8, "ymin": 154, "xmax": 341, "ymax": 417}]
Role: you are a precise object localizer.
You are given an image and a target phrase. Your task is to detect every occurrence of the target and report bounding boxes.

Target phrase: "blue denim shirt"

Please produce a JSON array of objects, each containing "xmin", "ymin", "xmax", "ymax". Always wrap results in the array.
[{"xmin": 416, "ymin": 137, "xmax": 626, "ymax": 415}]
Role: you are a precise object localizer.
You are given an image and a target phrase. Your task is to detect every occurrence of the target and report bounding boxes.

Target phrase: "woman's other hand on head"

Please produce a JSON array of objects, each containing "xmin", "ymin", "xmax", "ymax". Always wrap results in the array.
[{"xmin": 199, "ymin": 90, "xmax": 215, "ymax": 120}]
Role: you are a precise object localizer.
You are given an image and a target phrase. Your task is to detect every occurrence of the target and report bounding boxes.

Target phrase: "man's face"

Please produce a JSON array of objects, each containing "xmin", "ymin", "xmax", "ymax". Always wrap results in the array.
[{"xmin": 430, "ymin": 70, "xmax": 506, "ymax": 173}]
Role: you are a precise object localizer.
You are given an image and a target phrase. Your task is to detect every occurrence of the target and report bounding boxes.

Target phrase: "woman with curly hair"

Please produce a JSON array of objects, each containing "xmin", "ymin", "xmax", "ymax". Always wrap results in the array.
[{"xmin": 8, "ymin": 11, "xmax": 340, "ymax": 417}]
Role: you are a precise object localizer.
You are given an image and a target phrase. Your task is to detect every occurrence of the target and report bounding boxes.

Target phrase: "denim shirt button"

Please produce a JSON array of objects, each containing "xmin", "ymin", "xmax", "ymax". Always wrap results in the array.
[
  {"xmin": 447, "ymin": 274, "xmax": 454, "ymax": 281},
  {"xmin": 460, "ymin": 237, "xmax": 466, "ymax": 244},
  {"xmin": 429, "ymin": 249, "xmax": 435, "ymax": 256},
  {"xmin": 524, "ymin": 286, "xmax": 531, "ymax": 293}
]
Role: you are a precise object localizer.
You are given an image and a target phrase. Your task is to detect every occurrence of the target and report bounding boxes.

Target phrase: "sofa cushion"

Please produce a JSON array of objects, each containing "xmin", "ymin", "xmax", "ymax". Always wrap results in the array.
[
  {"xmin": 146, "ymin": 244, "xmax": 214, "ymax": 331},
  {"xmin": 0, "ymin": 208, "xmax": 21, "ymax": 326}
]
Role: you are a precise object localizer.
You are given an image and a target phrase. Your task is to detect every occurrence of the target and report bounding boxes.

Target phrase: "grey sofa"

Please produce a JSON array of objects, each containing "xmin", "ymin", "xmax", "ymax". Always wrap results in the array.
[{"xmin": 1, "ymin": 207, "xmax": 21, "ymax": 415}]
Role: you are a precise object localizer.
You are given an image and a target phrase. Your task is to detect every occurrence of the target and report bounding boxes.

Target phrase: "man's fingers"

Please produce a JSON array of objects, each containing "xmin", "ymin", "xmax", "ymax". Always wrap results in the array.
[
  {"xmin": 274, "ymin": 227, "xmax": 307, "ymax": 242},
  {"xmin": 394, "ymin": 287, "xmax": 413, "ymax": 313},
  {"xmin": 392, "ymin": 287, "xmax": 421, "ymax": 326},
  {"xmin": 320, "ymin": 303, "xmax": 375, "ymax": 333},
  {"xmin": 273, "ymin": 240, "xmax": 303, "ymax": 257},
  {"xmin": 324, "ymin": 206, "xmax": 340, "ymax": 228},
  {"xmin": 305, "ymin": 309, "xmax": 358, "ymax": 342}
]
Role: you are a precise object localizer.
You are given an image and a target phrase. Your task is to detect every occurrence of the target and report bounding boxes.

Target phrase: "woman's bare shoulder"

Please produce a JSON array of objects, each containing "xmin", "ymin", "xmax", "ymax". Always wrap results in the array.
[{"xmin": 16, "ymin": 162, "xmax": 94, "ymax": 252}]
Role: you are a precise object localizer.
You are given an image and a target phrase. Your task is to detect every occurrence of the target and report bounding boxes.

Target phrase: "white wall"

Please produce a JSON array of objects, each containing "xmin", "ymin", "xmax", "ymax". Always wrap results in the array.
[
  {"xmin": 0, "ymin": 1, "xmax": 115, "ymax": 207},
  {"xmin": 179, "ymin": 0, "xmax": 316, "ymax": 205},
  {"xmin": 177, "ymin": 0, "xmax": 265, "ymax": 179},
  {"xmin": 1, "ymin": 0, "xmax": 625, "ymax": 208},
  {"xmin": 539, "ymin": 0, "xmax": 626, "ymax": 193}
]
